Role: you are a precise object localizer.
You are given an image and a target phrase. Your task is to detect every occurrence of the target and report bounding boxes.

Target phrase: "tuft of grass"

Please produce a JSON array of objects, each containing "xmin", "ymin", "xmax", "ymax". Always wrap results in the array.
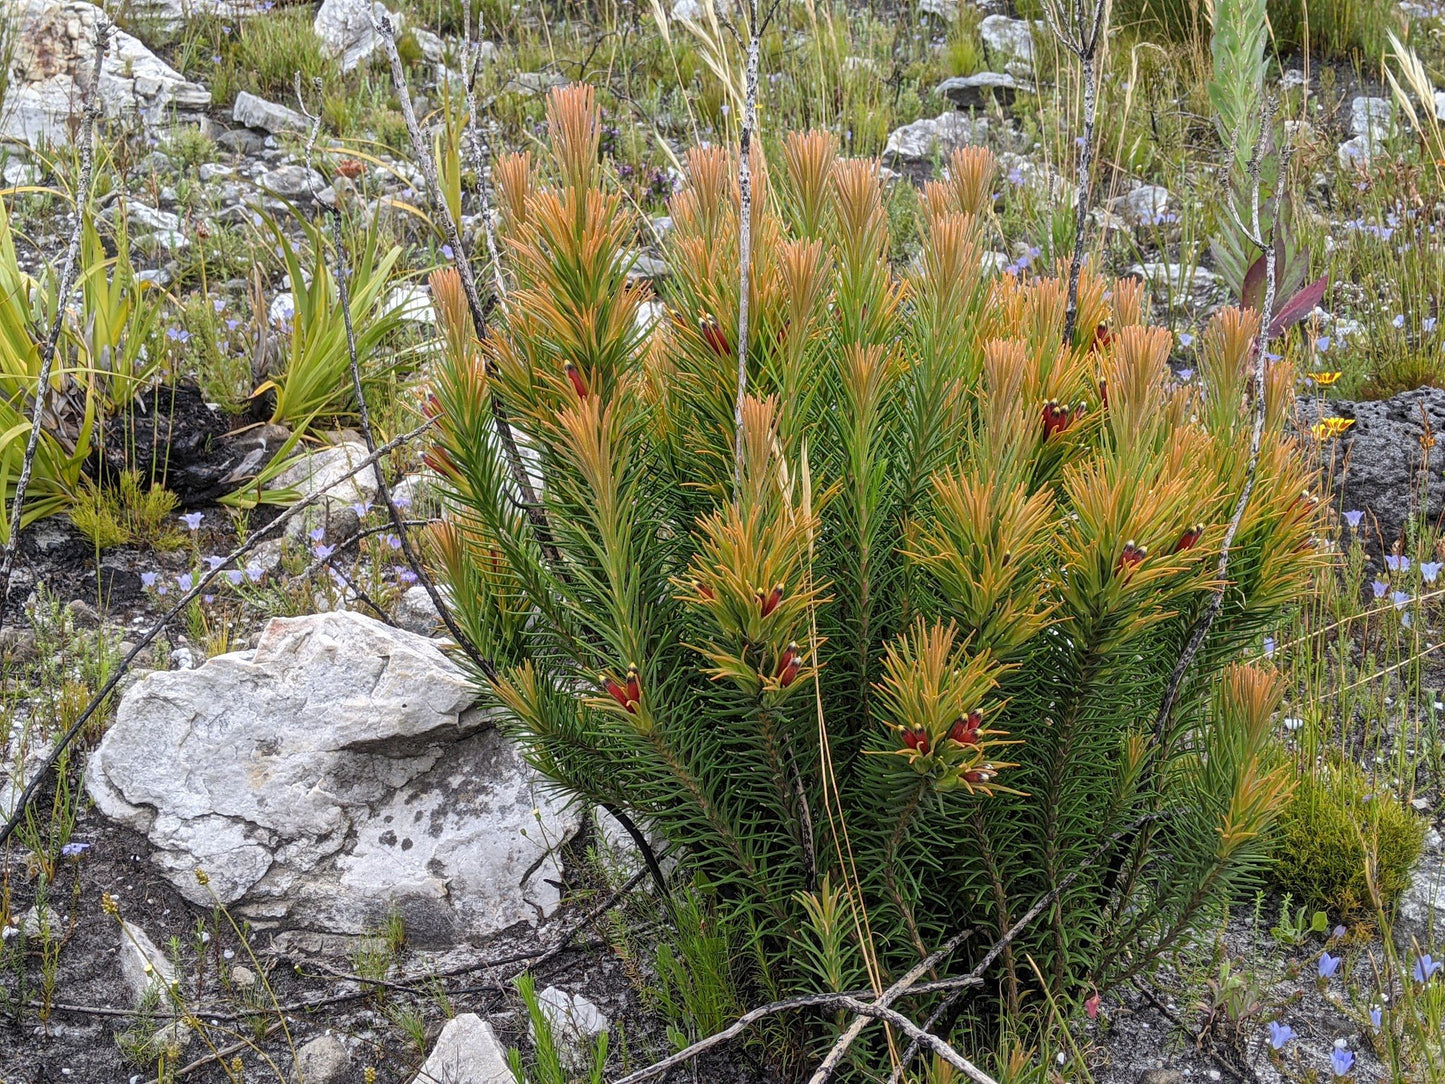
[
  {"xmin": 1110, "ymin": 0, "xmax": 1399, "ymax": 59},
  {"xmin": 1271, "ymin": 759, "xmax": 1425, "ymax": 918},
  {"xmin": 70, "ymin": 472, "xmax": 182, "ymax": 552}
]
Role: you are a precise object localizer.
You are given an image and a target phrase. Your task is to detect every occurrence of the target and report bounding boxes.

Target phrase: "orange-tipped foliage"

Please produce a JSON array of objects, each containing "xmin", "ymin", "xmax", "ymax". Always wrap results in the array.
[{"xmin": 427, "ymin": 85, "xmax": 1319, "ymax": 1038}]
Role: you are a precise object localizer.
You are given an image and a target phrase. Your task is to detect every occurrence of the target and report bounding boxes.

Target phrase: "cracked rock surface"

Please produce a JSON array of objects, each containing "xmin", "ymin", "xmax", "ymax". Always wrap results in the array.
[{"xmin": 84, "ymin": 610, "xmax": 579, "ymax": 948}]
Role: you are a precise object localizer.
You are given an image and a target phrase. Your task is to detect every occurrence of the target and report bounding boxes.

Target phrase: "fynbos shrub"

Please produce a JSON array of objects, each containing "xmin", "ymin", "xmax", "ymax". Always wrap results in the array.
[{"xmin": 428, "ymin": 85, "xmax": 1318, "ymax": 1065}]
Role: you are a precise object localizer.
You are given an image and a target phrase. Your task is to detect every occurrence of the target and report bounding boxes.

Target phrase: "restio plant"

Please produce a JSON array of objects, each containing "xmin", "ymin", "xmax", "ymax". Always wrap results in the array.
[
  {"xmin": 1270, "ymin": 760, "xmax": 1425, "ymax": 918},
  {"xmin": 428, "ymin": 85, "xmax": 1318, "ymax": 1068}
]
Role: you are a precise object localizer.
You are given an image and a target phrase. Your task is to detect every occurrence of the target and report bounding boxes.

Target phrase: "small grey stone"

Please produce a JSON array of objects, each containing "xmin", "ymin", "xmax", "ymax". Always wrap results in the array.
[
  {"xmin": 394, "ymin": 584, "xmax": 450, "ymax": 636},
  {"xmin": 1118, "ymin": 184, "xmax": 1174, "ymax": 227},
  {"xmin": 293, "ymin": 1033, "xmax": 350, "ymax": 1084},
  {"xmin": 937, "ymin": 72, "xmax": 1018, "ymax": 109},
  {"xmin": 198, "ymin": 163, "xmax": 233, "ymax": 182},
  {"xmin": 884, "ymin": 111, "xmax": 989, "ymax": 163},
  {"xmin": 418, "ymin": 1014, "xmax": 513, "ymax": 1084},
  {"xmin": 230, "ymin": 965, "xmax": 258, "ymax": 991},
  {"xmin": 627, "ymin": 252, "xmax": 669, "ymax": 279},
  {"xmin": 118, "ymin": 920, "xmax": 176, "ymax": 1005},
  {"xmin": 1350, "ymin": 95, "xmax": 1396, "ymax": 141},
  {"xmin": 314, "ymin": 0, "xmax": 398, "ymax": 71},
  {"xmin": 1128, "ymin": 262, "xmax": 1217, "ymax": 294},
  {"xmin": 1139, "ymin": 1072, "xmax": 1184, "ymax": 1084},
  {"xmin": 979, "ymin": 15, "xmax": 1034, "ymax": 73},
  {"xmin": 534, "ymin": 987, "xmax": 610, "ymax": 1072},
  {"xmin": 272, "ymin": 442, "xmax": 379, "ymax": 508},
  {"xmin": 259, "ymin": 164, "xmax": 329, "ymax": 202},
  {"xmin": 217, "ymin": 128, "xmax": 269, "ymax": 156},
  {"xmin": 1, "ymin": 158, "xmax": 40, "ymax": 186},
  {"xmin": 233, "ymin": 91, "xmax": 310, "ymax": 135}
]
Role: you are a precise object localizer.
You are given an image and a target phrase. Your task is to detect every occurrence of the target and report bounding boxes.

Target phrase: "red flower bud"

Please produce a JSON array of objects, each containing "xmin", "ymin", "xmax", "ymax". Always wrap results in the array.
[
  {"xmin": 759, "ymin": 583, "xmax": 783, "ymax": 617},
  {"xmin": 422, "ymin": 447, "xmax": 455, "ymax": 476},
  {"xmin": 1116, "ymin": 540, "xmax": 1147, "ymax": 575},
  {"xmin": 949, "ymin": 709, "xmax": 982, "ymax": 746},
  {"xmin": 1042, "ymin": 399, "xmax": 1075, "ymax": 440},
  {"xmin": 1173, "ymin": 523, "xmax": 1204, "ymax": 553},
  {"xmin": 693, "ymin": 579, "xmax": 714, "ymax": 601},
  {"xmin": 1090, "ymin": 322, "xmax": 1113, "ymax": 354},
  {"xmin": 625, "ymin": 664, "xmax": 641, "ymax": 706},
  {"xmin": 1098, "ymin": 378, "xmax": 1109, "ymax": 410},
  {"xmin": 903, "ymin": 728, "xmax": 931, "ymax": 755},
  {"xmin": 564, "ymin": 361, "xmax": 588, "ymax": 399},
  {"xmin": 699, "ymin": 313, "xmax": 730, "ymax": 356},
  {"xmin": 777, "ymin": 642, "xmax": 801, "ymax": 688},
  {"xmin": 604, "ymin": 676, "xmax": 634, "ymax": 713},
  {"xmin": 964, "ymin": 767, "xmax": 994, "ymax": 784}
]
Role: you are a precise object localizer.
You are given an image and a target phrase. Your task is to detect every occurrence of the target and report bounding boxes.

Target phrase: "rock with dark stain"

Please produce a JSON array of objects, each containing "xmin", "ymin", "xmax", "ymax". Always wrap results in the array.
[
  {"xmin": 1299, "ymin": 387, "xmax": 1445, "ymax": 553},
  {"xmin": 85, "ymin": 611, "xmax": 580, "ymax": 949}
]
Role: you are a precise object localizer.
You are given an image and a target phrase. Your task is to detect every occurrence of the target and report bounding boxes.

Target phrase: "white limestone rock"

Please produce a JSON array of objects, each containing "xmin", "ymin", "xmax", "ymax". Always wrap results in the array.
[
  {"xmin": 0, "ymin": 0, "xmax": 209, "ymax": 147},
  {"xmin": 85, "ymin": 611, "xmax": 581, "ymax": 947}
]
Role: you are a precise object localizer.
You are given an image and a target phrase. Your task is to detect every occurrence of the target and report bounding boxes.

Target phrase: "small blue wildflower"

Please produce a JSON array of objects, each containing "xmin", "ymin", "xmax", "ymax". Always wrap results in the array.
[
  {"xmin": 309, "ymin": 526, "xmax": 326, "ymax": 542},
  {"xmin": 1393, "ymin": 590, "xmax": 1411, "ymax": 610},
  {"xmin": 1385, "ymin": 554, "xmax": 1411, "ymax": 572},
  {"xmin": 351, "ymin": 501, "xmax": 372, "ymax": 518},
  {"xmin": 1344, "ymin": 509, "xmax": 1364, "ymax": 529},
  {"xmin": 1330, "ymin": 1047, "xmax": 1354, "ymax": 1077},
  {"xmin": 1177, "ymin": 368, "xmax": 1194, "ymax": 382},
  {"xmin": 1178, "ymin": 332, "xmax": 1195, "ymax": 347},
  {"xmin": 385, "ymin": 534, "xmax": 402, "ymax": 551},
  {"xmin": 1393, "ymin": 314, "xmax": 1406, "ymax": 329},
  {"xmin": 1370, "ymin": 1006, "xmax": 1382, "ymax": 1028},
  {"xmin": 180, "ymin": 512, "xmax": 203, "ymax": 531},
  {"xmin": 225, "ymin": 570, "xmax": 244, "ymax": 586},
  {"xmin": 1318, "ymin": 952, "xmax": 1341, "ymax": 978},
  {"xmin": 1414, "ymin": 953, "xmax": 1442, "ymax": 982},
  {"xmin": 1425, "ymin": 562, "xmax": 1442, "ymax": 584},
  {"xmin": 204, "ymin": 555, "xmax": 226, "ymax": 570},
  {"xmin": 245, "ymin": 565, "xmax": 264, "ymax": 582},
  {"xmin": 177, "ymin": 573, "xmax": 193, "ymax": 591},
  {"xmin": 1372, "ymin": 580, "xmax": 1389, "ymax": 599},
  {"xmin": 314, "ymin": 543, "xmax": 336, "ymax": 560},
  {"xmin": 202, "ymin": 593, "xmax": 215, "ymax": 605},
  {"xmin": 1267, "ymin": 1021, "xmax": 1295, "ymax": 1050},
  {"xmin": 441, "ymin": 244, "xmax": 455, "ymax": 260},
  {"xmin": 394, "ymin": 564, "xmax": 418, "ymax": 584},
  {"xmin": 1263, "ymin": 636, "xmax": 1276, "ymax": 657},
  {"xmin": 1316, "ymin": 336, "xmax": 1332, "ymax": 352},
  {"xmin": 140, "ymin": 571, "xmax": 157, "ymax": 588},
  {"xmin": 393, "ymin": 493, "xmax": 412, "ymax": 510},
  {"xmin": 1427, "ymin": 318, "xmax": 1439, "ymax": 334},
  {"xmin": 60, "ymin": 841, "xmax": 90, "ymax": 858}
]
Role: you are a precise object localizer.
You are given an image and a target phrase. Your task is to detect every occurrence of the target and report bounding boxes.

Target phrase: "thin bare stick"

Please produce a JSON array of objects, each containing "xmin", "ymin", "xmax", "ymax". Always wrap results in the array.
[
  {"xmin": 0, "ymin": 420, "xmax": 437, "ymax": 849},
  {"xmin": 460, "ymin": 24, "xmax": 509, "ymax": 312},
  {"xmin": 807, "ymin": 928, "xmax": 973, "ymax": 1084},
  {"xmin": 610, "ymin": 981, "xmax": 992, "ymax": 1084},
  {"xmin": 1150, "ymin": 102, "xmax": 1283, "ymax": 748},
  {"xmin": 296, "ymin": 88, "xmax": 496, "ymax": 675},
  {"xmin": 1038, "ymin": 0, "xmax": 1110, "ymax": 344},
  {"xmin": 731, "ymin": 0, "xmax": 762, "ymax": 496},
  {"xmin": 370, "ymin": 10, "xmax": 559, "ymax": 566},
  {"xmin": 0, "ymin": 16, "xmax": 110, "ymax": 628}
]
